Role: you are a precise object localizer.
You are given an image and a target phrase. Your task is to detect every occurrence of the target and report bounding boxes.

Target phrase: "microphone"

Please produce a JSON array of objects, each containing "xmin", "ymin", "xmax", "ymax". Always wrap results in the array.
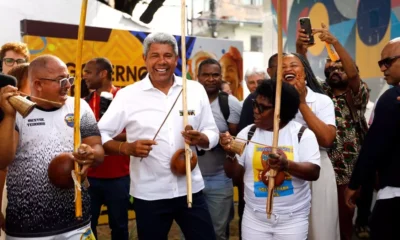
[{"xmin": 0, "ymin": 73, "xmax": 17, "ymax": 122}]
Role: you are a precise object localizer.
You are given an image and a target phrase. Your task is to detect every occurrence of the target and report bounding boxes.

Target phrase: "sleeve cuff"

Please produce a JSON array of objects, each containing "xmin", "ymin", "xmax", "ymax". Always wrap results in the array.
[
  {"xmin": 100, "ymin": 132, "xmax": 114, "ymax": 145},
  {"xmin": 197, "ymin": 129, "xmax": 218, "ymax": 151}
]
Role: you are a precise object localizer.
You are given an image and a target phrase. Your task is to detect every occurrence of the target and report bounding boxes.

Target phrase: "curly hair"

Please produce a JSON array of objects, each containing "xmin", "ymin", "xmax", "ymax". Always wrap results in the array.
[
  {"xmin": 0, "ymin": 42, "xmax": 30, "ymax": 61},
  {"xmin": 255, "ymin": 80, "xmax": 300, "ymax": 124}
]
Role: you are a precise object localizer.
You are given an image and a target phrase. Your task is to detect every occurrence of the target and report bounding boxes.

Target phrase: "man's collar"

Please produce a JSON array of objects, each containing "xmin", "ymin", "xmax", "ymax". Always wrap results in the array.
[{"xmin": 141, "ymin": 74, "xmax": 182, "ymax": 90}]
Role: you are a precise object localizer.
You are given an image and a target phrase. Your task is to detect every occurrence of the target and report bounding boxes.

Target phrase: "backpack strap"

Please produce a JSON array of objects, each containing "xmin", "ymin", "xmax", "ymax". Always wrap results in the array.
[
  {"xmin": 298, "ymin": 125, "xmax": 307, "ymax": 142},
  {"xmin": 218, "ymin": 91, "xmax": 230, "ymax": 123},
  {"xmin": 247, "ymin": 124, "xmax": 257, "ymax": 144},
  {"xmin": 246, "ymin": 124, "xmax": 305, "ymax": 147}
]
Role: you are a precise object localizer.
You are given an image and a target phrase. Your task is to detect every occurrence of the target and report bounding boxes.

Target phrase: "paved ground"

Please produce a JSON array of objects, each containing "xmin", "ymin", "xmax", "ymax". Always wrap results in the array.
[
  {"xmin": 98, "ymin": 220, "xmax": 241, "ymax": 240},
  {"xmin": 96, "ymin": 206, "xmax": 240, "ymax": 240},
  {"xmin": 96, "ymin": 204, "xmax": 366, "ymax": 240}
]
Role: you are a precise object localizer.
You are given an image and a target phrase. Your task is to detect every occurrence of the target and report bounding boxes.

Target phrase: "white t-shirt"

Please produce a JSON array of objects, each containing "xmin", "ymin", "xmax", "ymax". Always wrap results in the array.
[
  {"xmin": 237, "ymin": 121, "xmax": 320, "ymax": 215},
  {"xmin": 294, "ymin": 87, "xmax": 336, "ymax": 128}
]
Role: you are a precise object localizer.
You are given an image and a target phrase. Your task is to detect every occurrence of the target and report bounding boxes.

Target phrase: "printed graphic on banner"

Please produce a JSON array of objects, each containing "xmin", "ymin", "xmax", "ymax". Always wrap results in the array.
[
  {"xmin": 252, "ymin": 144, "xmax": 294, "ymax": 198},
  {"xmin": 21, "ymin": 20, "xmax": 244, "ymax": 100}
]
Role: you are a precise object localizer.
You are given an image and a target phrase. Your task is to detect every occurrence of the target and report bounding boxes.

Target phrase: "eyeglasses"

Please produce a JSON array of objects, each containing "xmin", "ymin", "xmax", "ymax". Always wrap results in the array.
[
  {"xmin": 39, "ymin": 76, "xmax": 75, "ymax": 88},
  {"xmin": 2, "ymin": 58, "xmax": 27, "ymax": 66},
  {"xmin": 378, "ymin": 56, "xmax": 400, "ymax": 69},
  {"xmin": 199, "ymin": 73, "xmax": 221, "ymax": 79},
  {"xmin": 252, "ymin": 99, "xmax": 273, "ymax": 114}
]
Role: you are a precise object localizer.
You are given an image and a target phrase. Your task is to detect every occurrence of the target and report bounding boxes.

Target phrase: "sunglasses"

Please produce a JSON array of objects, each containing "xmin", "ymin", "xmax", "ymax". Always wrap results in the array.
[
  {"xmin": 378, "ymin": 55, "xmax": 400, "ymax": 69},
  {"xmin": 2, "ymin": 58, "xmax": 27, "ymax": 66},
  {"xmin": 252, "ymin": 99, "xmax": 273, "ymax": 114},
  {"xmin": 39, "ymin": 76, "xmax": 75, "ymax": 88}
]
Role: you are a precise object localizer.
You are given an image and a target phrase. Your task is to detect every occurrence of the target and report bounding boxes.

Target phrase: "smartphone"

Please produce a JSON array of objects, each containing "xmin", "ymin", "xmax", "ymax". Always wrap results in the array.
[{"xmin": 299, "ymin": 17, "xmax": 314, "ymax": 45}]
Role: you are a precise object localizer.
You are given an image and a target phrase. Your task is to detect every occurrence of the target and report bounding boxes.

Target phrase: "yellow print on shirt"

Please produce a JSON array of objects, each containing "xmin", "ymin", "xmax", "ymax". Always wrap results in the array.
[
  {"xmin": 252, "ymin": 144, "xmax": 294, "ymax": 197},
  {"xmin": 81, "ymin": 228, "xmax": 96, "ymax": 240}
]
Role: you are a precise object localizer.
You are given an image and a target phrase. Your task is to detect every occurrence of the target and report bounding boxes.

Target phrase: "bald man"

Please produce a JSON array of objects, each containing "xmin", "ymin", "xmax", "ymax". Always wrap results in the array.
[
  {"xmin": 345, "ymin": 38, "xmax": 400, "ymax": 240},
  {"xmin": 0, "ymin": 55, "xmax": 104, "ymax": 239}
]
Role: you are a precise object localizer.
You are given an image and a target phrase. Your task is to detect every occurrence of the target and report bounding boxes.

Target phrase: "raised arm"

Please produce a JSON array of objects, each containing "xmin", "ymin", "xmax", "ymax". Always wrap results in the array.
[
  {"xmin": 313, "ymin": 23, "xmax": 360, "ymax": 93},
  {"xmin": 295, "ymin": 77, "xmax": 336, "ymax": 148},
  {"xmin": 299, "ymin": 103, "xmax": 336, "ymax": 147}
]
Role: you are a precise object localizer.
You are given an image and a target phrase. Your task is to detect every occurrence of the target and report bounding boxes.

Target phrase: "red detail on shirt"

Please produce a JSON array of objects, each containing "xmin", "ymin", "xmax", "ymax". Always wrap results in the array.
[{"xmin": 87, "ymin": 86, "xmax": 130, "ymax": 179}]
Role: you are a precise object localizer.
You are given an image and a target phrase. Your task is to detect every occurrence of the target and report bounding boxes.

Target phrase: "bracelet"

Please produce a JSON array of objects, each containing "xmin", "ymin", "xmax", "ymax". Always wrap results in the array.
[{"xmin": 118, "ymin": 142, "xmax": 125, "ymax": 155}]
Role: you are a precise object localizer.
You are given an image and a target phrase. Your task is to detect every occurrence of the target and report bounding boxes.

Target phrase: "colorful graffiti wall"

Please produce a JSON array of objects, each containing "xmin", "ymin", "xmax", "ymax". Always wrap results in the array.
[{"xmin": 270, "ymin": 0, "xmax": 400, "ymax": 100}]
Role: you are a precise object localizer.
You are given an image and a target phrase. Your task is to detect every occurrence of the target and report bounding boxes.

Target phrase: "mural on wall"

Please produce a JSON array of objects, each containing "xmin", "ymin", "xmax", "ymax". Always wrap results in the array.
[{"xmin": 270, "ymin": 0, "xmax": 400, "ymax": 100}]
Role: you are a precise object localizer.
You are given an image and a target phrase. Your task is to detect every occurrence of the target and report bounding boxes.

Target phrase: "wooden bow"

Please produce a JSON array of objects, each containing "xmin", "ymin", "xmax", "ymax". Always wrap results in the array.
[
  {"xmin": 267, "ymin": 0, "xmax": 283, "ymax": 219},
  {"xmin": 73, "ymin": 0, "xmax": 88, "ymax": 219},
  {"xmin": 181, "ymin": 0, "xmax": 193, "ymax": 208}
]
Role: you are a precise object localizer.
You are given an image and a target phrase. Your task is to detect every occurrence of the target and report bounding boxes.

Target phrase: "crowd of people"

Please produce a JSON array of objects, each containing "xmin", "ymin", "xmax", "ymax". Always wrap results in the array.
[{"xmin": 0, "ymin": 27, "xmax": 399, "ymax": 240}]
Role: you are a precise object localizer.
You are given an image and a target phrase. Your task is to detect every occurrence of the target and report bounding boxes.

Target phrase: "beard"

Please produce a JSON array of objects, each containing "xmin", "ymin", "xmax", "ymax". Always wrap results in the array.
[{"xmin": 326, "ymin": 72, "xmax": 348, "ymax": 89}]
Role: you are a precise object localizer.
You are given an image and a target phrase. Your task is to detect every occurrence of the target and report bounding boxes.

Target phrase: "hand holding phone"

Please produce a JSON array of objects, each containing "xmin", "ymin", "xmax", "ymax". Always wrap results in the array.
[{"xmin": 299, "ymin": 17, "xmax": 314, "ymax": 45}]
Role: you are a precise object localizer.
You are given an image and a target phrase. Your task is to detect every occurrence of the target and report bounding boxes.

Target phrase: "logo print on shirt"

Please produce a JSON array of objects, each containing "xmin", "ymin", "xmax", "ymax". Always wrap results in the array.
[
  {"xmin": 64, "ymin": 113, "xmax": 74, "ymax": 128},
  {"xmin": 179, "ymin": 110, "xmax": 195, "ymax": 116},
  {"xmin": 27, "ymin": 118, "xmax": 46, "ymax": 127},
  {"xmin": 253, "ymin": 144, "xmax": 294, "ymax": 197},
  {"xmin": 80, "ymin": 227, "xmax": 96, "ymax": 240}
]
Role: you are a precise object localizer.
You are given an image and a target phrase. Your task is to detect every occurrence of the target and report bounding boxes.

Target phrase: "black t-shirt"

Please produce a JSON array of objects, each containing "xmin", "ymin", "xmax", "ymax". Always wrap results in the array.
[{"xmin": 237, "ymin": 92, "xmax": 256, "ymax": 132}]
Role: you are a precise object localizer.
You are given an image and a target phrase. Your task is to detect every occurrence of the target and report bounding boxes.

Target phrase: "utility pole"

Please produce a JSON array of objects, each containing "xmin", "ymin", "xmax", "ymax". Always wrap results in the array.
[{"xmin": 210, "ymin": 0, "xmax": 217, "ymax": 38}]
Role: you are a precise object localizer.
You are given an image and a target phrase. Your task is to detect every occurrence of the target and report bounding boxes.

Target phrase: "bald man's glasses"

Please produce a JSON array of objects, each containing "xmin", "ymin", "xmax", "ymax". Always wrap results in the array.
[
  {"xmin": 378, "ymin": 56, "xmax": 400, "ymax": 69},
  {"xmin": 39, "ymin": 76, "xmax": 75, "ymax": 88}
]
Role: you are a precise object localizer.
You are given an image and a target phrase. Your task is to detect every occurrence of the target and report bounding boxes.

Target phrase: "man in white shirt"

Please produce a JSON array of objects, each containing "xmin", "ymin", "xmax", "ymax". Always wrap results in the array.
[{"xmin": 98, "ymin": 32, "xmax": 219, "ymax": 240}]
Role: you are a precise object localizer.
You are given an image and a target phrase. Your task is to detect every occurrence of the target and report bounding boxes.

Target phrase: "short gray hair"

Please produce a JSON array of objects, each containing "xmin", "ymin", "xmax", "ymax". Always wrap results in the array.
[
  {"xmin": 244, "ymin": 67, "xmax": 267, "ymax": 81},
  {"xmin": 143, "ymin": 32, "xmax": 179, "ymax": 56}
]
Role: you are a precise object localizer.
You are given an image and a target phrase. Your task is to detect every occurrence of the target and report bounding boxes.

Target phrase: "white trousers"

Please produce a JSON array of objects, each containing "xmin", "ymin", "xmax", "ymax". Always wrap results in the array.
[
  {"xmin": 242, "ymin": 205, "xmax": 309, "ymax": 240},
  {"xmin": 6, "ymin": 224, "xmax": 94, "ymax": 240},
  {"xmin": 308, "ymin": 150, "xmax": 340, "ymax": 240}
]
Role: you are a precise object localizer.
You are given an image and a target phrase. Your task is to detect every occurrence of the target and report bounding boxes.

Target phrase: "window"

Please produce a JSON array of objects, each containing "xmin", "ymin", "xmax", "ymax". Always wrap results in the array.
[
  {"xmin": 242, "ymin": 0, "xmax": 263, "ymax": 6},
  {"xmin": 250, "ymin": 36, "xmax": 262, "ymax": 52}
]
